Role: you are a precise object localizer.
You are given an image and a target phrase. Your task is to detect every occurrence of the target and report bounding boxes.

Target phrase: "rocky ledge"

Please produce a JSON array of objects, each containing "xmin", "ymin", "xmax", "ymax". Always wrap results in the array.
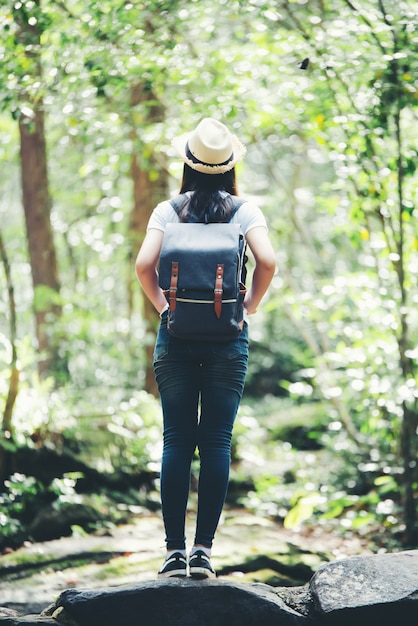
[{"xmin": 1, "ymin": 550, "xmax": 417, "ymax": 625}]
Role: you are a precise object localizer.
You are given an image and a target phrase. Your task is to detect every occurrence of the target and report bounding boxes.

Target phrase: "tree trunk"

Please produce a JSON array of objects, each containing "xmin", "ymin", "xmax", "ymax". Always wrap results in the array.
[
  {"xmin": 393, "ymin": 98, "xmax": 417, "ymax": 545},
  {"xmin": 15, "ymin": 1, "xmax": 64, "ymax": 379},
  {"xmin": 19, "ymin": 107, "xmax": 62, "ymax": 377},
  {"xmin": 128, "ymin": 84, "xmax": 169, "ymax": 396}
]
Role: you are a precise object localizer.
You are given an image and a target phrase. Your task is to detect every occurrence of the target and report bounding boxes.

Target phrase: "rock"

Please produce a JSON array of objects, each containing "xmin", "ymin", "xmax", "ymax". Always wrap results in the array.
[
  {"xmin": 0, "ymin": 608, "xmax": 20, "ymax": 618},
  {"xmin": 28, "ymin": 503, "xmax": 103, "ymax": 543},
  {"xmin": 1, "ymin": 550, "xmax": 417, "ymax": 625},
  {"xmin": 310, "ymin": 549, "xmax": 418, "ymax": 625},
  {"xmin": 0, "ymin": 607, "xmax": 67, "ymax": 625},
  {"xmin": 275, "ymin": 585, "xmax": 314, "ymax": 618},
  {"xmin": 42, "ymin": 606, "xmax": 78, "ymax": 626},
  {"xmin": 0, "ymin": 614, "xmax": 63, "ymax": 625},
  {"xmin": 53, "ymin": 579, "xmax": 308, "ymax": 626}
]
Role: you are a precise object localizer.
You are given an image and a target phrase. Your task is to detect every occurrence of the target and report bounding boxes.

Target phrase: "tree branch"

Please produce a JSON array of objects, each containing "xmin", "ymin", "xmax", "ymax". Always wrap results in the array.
[
  {"xmin": 277, "ymin": 261, "xmax": 364, "ymax": 448},
  {"xmin": 342, "ymin": 0, "xmax": 387, "ymax": 53},
  {"xmin": 0, "ymin": 227, "xmax": 20, "ymax": 483},
  {"xmin": 0, "ymin": 228, "xmax": 19, "ymax": 436}
]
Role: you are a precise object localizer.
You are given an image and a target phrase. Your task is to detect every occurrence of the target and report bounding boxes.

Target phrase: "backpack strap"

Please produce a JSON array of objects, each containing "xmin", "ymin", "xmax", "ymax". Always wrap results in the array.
[
  {"xmin": 168, "ymin": 194, "xmax": 187, "ymax": 215},
  {"xmin": 230, "ymin": 196, "xmax": 246, "ymax": 219}
]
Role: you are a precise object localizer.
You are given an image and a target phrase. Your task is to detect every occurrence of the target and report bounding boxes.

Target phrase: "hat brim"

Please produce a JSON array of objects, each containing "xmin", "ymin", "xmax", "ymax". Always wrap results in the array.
[{"xmin": 172, "ymin": 132, "xmax": 246, "ymax": 174}]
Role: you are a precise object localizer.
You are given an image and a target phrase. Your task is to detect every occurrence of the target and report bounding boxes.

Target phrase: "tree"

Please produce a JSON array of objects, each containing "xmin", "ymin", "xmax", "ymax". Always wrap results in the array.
[
  {"xmin": 2, "ymin": 1, "xmax": 64, "ymax": 378},
  {"xmin": 38, "ymin": 0, "xmax": 181, "ymax": 394},
  {"xmin": 128, "ymin": 84, "xmax": 169, "ymax": 395}
]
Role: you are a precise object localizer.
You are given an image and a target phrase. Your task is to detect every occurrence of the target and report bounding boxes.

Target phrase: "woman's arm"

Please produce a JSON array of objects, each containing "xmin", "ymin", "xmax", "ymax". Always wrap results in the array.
[
  {"xmin": 135, "ymin": 228, "xmax": 168, "ymax": 314},
  {"xmin": 244, "ymin": 226, "xmax": 276, "ymax": 315}
]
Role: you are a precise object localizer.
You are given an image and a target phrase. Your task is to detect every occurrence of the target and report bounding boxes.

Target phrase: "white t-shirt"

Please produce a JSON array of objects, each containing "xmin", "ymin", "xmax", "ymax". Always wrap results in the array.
[{"xmin": 147, "ymin": 194, "xmax": 268, "ymax": 236}]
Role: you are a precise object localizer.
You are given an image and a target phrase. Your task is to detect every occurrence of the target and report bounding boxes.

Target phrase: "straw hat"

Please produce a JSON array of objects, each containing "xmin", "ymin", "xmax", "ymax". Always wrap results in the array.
[{"xmin": 172, "ymin": 118, "xmax": 246, "ymax": 174}]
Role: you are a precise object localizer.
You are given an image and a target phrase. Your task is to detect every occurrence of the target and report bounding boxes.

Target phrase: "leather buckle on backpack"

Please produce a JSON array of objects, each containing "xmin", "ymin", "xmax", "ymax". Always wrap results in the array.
[
  {"xmin": 169, "ymin": 261, "xmax": 179, "ymax": 311},
  {"xmin": 214, "ymin": 264, "xmax": 224, "ymax": 319}
]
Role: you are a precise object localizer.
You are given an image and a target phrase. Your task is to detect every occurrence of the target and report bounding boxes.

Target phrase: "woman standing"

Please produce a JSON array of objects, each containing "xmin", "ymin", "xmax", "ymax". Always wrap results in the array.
[{"xmin": 136, "ymin": 117, "xmax": 276, "ymax": 579}]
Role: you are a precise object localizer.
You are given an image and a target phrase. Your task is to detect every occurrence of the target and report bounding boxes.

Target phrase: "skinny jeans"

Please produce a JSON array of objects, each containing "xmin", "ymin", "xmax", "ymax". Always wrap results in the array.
[{"xmin": 153, "ymin": 310, "xmax": 249, "ymax": 550}]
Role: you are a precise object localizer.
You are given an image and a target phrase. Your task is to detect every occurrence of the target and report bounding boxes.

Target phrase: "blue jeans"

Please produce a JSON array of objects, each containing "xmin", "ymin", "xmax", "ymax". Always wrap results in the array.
[{"xmin": 154, "ymin": 310, "xmax": 249, "ymax": 550}]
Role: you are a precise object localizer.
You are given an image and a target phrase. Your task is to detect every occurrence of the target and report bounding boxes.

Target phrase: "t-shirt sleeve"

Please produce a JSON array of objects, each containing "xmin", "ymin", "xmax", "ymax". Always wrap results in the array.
[
  {"xmin": 234, "ymin": 201, "xmax": 268, "ymax": 235},
  {"xmin": 146, "ymin": 201, "xmax": 179, "ymax": 232}
]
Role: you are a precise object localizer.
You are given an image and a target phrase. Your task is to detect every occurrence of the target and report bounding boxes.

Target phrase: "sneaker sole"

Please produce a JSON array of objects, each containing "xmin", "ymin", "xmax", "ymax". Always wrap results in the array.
[
  {"xmin": 158, "ymin": 569, "xmax": 187, "ymax": 578},
  {"xmin": 189, "ymin": 566, "xmax": 216, "ymax": 579}
]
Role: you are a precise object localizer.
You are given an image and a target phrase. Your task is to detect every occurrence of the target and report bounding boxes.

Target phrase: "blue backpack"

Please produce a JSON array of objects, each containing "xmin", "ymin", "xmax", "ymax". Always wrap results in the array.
[{"xmin": 158, "ymin": 194, "xmax": 247, "ymax": 341}]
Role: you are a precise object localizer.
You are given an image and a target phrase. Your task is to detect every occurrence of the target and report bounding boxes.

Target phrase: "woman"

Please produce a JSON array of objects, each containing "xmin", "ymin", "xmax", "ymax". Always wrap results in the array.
[{"xmin": 136, "ymin": 117, "xmax": 276, "ymax": 579}]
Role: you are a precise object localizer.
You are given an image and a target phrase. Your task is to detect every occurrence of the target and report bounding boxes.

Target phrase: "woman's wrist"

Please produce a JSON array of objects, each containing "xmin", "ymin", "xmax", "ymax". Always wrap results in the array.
[
  {"xmin": 159, "ymin": 304, "xmax": 169, "ymax": 317},
  {"xmin": 244, "ymin": 293, "xmax": 258, "ymax": 315}
]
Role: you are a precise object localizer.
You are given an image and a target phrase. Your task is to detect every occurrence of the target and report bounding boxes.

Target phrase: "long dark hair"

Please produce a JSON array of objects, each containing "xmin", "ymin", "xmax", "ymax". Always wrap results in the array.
[{"xmin": 177, "ymin": 164, "xmax": 239, "ymax": 223}]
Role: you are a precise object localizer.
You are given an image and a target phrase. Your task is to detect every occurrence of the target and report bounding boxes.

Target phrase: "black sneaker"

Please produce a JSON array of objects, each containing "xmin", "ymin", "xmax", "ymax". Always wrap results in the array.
[
  {"xmin": 189, "ymin": 550, "xmax": 216, "ymax": 579},
  {"xmin": 158, "ymin": 552, "xmax": 187, "ymax": 578}
]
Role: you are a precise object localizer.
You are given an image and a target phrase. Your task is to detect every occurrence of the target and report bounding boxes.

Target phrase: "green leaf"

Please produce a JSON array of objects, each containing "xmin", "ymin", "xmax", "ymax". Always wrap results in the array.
[
  {"xmin": 33, "ymin": 285, "xmax": 63, "ymax": 312},
  {"xmin": 284, "ymin": 494, "xmax": 318, "ymax": 529}
]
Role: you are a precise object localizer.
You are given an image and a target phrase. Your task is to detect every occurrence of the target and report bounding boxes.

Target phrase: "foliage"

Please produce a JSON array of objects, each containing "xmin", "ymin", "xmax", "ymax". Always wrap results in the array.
[
  {"xmin": 0, "ymin": 380, "xmax": 162, "ymax": 550},
  {"xmin": 0, "ymin": 471, "xmax": 123, "ymax": 548},
  {"xmin": 235, "ymin": 397, "xmax": 409, "ymax": 551},
  {"xmin": 266, "ymin": 0, "xmax": 418, "ymax": 542},
  {"xmin": 10, "ymin": 377, "xmax": 163, "ymax": 473}
]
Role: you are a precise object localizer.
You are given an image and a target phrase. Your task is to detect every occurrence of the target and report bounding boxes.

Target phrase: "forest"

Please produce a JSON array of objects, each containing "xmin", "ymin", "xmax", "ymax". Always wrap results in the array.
[{"xmin": 0, "ymin": 0, "xmax": 417, "ymax": 558}]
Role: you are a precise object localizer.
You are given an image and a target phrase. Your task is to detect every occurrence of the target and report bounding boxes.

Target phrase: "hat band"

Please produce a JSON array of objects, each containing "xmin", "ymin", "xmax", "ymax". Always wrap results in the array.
[{"xmin": 186, "ymin": 142, "xmax": 234, "ymax": 168}]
